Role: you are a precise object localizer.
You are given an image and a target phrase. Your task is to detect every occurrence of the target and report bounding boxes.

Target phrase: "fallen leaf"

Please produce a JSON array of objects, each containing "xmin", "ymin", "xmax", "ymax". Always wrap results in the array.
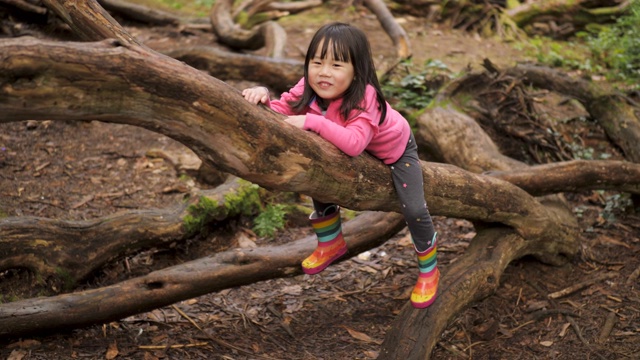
[
  {"xmin": 281, "ymin": 285, "xmax": 302, "ymax": 295},
  {"xmin": 363, "ymin": 350, "xmax": 379, "ymax": 358},
  {"xmin": 596, "ymin": 235, "xmax": 631, "ymax": 249},
  {"xmin": 106, "ymin": 342, "xmax": 119, "ymax": 359},
  {"xmin": 559, "ymin": 323, "xmax": 571, "ymax": 337},
  {"xmin": 236, "ymin": 231, "xmax": 257, "ymax": 248},
  {"xmin": 183, "ymin": 298, "xmax": 198, "ymax": 305},
  {"xmin": 7, "ymin": 350, "xmax": 26, "ymax": 360},
  {"xmin": 71, "ymin": 194, "xmax": 94, "ymax": 209},
  {"xmin": 6, "ymin": 339, "xmax": 41, "ymax": 349},
  {"xmin": 341, "ymin": 326, "xmax": 382, "ymax": 344},
  {"xmin": 539, "ymin": 340, "xmax": 553, "ymax": 347}
]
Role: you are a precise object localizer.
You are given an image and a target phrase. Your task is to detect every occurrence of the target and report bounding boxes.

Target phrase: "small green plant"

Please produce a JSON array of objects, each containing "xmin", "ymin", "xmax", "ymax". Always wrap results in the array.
[
  {"xmin": 586, "ymin": 0, "xmax": 640, "ymax": 86},
  {"xmin": 55, "ymin": 267, "xmax": 76, "ymax": 291},
  {"xmin": 601, "ymin": 193, "xmax": 633, "ymax": 225},
  {"xmin": 195, "ymin": 0, "xmax": 215, "ymax": 7},
  {"xmin": 252, "ymin": 203, "xmax": 287, "ymax": 238},
  {"xmin": 520, "ymin": 36, "xmax": 598, "ymax": 72},
  {"xmin": 382, "ymin": 59, "xmax": 452, "ymax": 122}
]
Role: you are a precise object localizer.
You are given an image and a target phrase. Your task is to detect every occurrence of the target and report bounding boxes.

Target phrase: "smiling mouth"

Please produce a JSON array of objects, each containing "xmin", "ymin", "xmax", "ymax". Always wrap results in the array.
[{"xmin": 317, "ymin": 82, "xmax": 332, "ymax": 89}]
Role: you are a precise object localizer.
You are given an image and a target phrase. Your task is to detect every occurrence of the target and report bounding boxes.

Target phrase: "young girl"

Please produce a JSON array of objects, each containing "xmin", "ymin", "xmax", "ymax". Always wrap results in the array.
[{"xmin": 242, "ymin": 22, "xmax": 439, "ymax": 309}]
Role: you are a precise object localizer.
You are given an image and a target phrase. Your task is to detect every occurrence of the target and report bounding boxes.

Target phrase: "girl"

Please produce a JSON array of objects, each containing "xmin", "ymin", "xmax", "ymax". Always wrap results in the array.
[{"xmin": 242, "ymin": 22, "xmax": 439, "ymax": 309}]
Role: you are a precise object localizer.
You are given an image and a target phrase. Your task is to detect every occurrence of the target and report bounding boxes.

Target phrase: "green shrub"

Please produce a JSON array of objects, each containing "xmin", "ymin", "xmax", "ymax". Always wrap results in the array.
[
  {"xmin": 252, "ymin": 203, "xmax": 287, "ymax": 238},
  {"xmin": 382, "ymin": 59, "xmax": 452, "ymax": 122},
  {"xmin": 587, "ymin": 0, "xmax": 640, "ymax": 85}
]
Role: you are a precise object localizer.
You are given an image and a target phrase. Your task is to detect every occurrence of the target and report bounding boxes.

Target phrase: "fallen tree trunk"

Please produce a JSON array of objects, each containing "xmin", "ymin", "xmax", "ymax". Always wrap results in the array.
[
  {"xmin": 0, "ymin": 211, "xmax": 406, "ymax": 337},
  {"xmin": 164, "ymin": 46, "xmax": 303, "ymax": 93},
  {"xmin": 487, "ymin": 160, "xmax": 640, "ymax": 196},
  {"xmin": 0, "ymin": 177, "xmax": 254, "ymax": 283}
]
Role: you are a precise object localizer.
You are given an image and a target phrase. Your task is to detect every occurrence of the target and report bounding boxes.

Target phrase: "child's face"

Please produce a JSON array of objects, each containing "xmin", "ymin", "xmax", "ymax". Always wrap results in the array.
[{"xmin": 308, "ymin": 40, "xmax": 355, "ymax": 101}]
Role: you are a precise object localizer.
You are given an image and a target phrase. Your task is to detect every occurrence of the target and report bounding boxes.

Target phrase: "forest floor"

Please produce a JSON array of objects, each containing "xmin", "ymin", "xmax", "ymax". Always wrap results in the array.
[{"xmin": 1, "ymin": 2, "xmax": 639, "ymax": 360}]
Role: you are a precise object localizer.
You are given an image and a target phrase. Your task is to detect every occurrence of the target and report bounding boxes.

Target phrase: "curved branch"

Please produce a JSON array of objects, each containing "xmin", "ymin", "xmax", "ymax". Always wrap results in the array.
[
  {"xmin": 210, "ymin": 0, "xmax": 286, "ymax": 58},
  {"xmin": 41, "ymin": 0, "xmax": 145, "ymax": 46},
  {"xmin": 487, "ymin": 160, "xmax": 640, "ymax": 196},
  {"xmin": 0, "ymin": 211, "xmax": 405, "ymax": 337},
  {"xmin": 0, "ymin": 177, "xmax": 246, "ymax": 282},
  {"xmin": 163, "ymin": 46, "xmax": 303, "ymax": 93},
  {"xmin": 381, "ymin": 85, "xmax": 582, "ymax": 359},
  {"xmin": 363, "ymin": 0, "xmax": 412, "ymax": 59},
  {"xmin": 98, "ymin": 0, "xmax": 181, "ymax": 26}
]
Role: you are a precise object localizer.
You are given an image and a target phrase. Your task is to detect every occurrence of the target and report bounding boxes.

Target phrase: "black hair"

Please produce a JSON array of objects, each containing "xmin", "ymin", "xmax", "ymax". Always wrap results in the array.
[{"xmin": 289, "ymin": 22, "xmax": 387, "ymax": 124}]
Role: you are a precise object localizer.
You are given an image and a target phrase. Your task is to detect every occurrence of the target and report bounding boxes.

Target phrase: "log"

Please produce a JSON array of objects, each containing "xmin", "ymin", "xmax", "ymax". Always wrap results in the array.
[
  {"xmin": 210, "ymin": 0, "xmax": 286, "ymax": 58},
  {"xmin": 486, "ymin": 160, "xmax": 640, "ymax": 196},
  {"xmin": 0, "ymin": 177, "xmax": 252, "ymax": 283},
  {"xmin": 164, "ymin": 46, "xmax": 303, "ymax": 93},
  {"xmin": 363, "ymin": 0, "xmax": 412, "ymax": 58},
  {"xmin": 0, "ymin": 211, "xmax": 406, "ymax": 337},
  {"xmin": 41, "ymin": 0, "xmax": 146, "ymax": 46},
  {"xmin": 98, "ymin": 0, "xmax": 181, "ymax": 26},
  {"xmin": 0, "ymin": 0, "xmax": 47, "ymax": 14}
]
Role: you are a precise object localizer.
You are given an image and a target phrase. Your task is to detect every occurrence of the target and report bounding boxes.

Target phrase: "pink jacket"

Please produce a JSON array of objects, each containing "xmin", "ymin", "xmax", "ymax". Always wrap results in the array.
[{"xmin": 266, "ymin": 78, "xmax": 411, "ymax": 164}]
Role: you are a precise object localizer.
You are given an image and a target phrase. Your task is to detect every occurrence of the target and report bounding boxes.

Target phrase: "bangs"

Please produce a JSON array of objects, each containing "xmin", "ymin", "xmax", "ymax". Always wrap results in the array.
[{"xmin": 314, "ymin": 36, "xmax": 351, "ymax": 63}]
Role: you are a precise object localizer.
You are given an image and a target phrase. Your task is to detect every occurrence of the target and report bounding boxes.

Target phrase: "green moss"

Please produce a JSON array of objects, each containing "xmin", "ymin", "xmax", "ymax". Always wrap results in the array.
[
  {"xmin": 55, "ymin": 267, "xmax": 76, "ymax": 291},
  {"xmin": 183, "ymin": 180, "xmax": 262, "ymax": 235}
]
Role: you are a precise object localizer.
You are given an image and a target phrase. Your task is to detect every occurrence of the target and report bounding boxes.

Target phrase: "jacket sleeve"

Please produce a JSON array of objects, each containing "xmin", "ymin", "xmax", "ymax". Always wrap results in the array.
[
  {"xmin": 266, "ymin": 78, "xmax": 305, "ymax": 115},
  {"xmin": 303, "ymin": 115, "xmax": 376, "ymax": 157},
  {"xmin": 302, "ymin": 87, "xmax": 381, "ymax": 157}
]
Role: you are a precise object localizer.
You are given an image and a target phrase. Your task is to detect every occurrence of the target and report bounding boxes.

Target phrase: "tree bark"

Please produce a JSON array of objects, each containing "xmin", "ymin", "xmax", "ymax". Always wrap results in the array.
[{"xmin": 0, "ymin": 211, "xmax": 405, "ymax": 337}]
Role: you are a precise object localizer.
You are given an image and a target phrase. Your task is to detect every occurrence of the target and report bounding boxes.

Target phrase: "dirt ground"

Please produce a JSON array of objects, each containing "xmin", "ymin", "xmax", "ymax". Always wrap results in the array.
[{"xmin": 1, "ymin": 2, "xmax": 639, "ymax": 360}]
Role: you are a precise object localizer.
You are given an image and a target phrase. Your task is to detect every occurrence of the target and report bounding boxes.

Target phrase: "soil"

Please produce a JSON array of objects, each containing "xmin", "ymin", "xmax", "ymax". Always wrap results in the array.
[{"xmin": 1, "ymin": 2, "xmax": 639, "ymax": 360}]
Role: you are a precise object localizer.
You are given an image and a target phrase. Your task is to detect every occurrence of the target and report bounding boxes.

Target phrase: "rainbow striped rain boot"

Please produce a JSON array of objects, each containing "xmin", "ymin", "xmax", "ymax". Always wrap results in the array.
[
  {"xmin": 302, "ymin": 206, "xmax": 348, "ymax": 275},
  {"xmin": 411, "ymin": 233, "xmax": 439, "ymax": 309}
]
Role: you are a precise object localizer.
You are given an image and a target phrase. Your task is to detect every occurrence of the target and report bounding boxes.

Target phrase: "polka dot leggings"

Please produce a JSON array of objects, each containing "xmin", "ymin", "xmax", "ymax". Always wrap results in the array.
[
  {"xmin": 314, "ymin": 132, "xmax": 435, "ymax": 252},
  {"xmin": 389, "ymin": 133, "xmax": 435, "ymax": 252}
]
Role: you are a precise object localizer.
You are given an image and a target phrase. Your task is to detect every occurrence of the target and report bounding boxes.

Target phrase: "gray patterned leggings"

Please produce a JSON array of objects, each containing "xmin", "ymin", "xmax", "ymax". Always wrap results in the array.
[{"xmin": 313, "ymin": 133, "xmax": 436, "ymax": 252}]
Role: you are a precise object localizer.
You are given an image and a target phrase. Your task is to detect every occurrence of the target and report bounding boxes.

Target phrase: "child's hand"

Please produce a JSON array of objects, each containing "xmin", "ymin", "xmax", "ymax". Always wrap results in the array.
[
  {"xmin": 241, "ymin": 86, "xmax": 269, "ymax": 105},
  {"xmin": 284, "ymin": 115, "xmax": 305, "ymax": 128}
]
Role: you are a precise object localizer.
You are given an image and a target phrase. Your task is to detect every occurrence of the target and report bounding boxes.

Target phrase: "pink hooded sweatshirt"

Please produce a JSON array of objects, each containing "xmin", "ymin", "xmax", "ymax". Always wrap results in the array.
[{"xmin": 265, "ymin": 78, "xmax": 411, "ymax": 164}]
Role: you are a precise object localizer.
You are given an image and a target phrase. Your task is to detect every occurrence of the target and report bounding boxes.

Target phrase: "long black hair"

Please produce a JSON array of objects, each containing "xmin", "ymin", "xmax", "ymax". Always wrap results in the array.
[{"xmin": 289, "ymin": 22, "xmax": 388, "ymax": 124}]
